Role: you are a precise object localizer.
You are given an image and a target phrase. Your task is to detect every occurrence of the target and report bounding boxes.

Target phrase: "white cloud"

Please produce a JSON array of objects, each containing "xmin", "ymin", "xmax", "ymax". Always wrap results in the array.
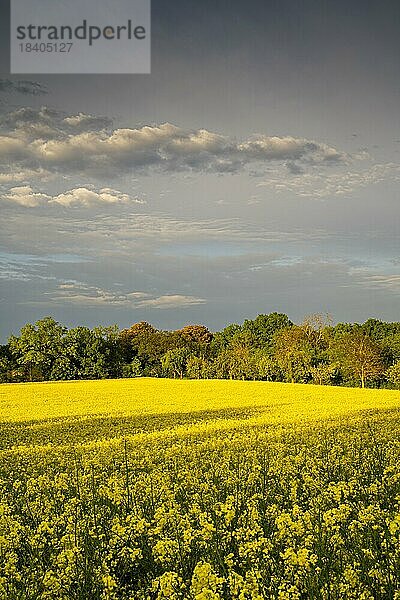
[
  {"xmin": 1, "ymin": 185, "xmax": 145, "ymax": 208},
  {"xmin": 3, "ymin": 107, "xmax": 397, "ymax": 206},
  {"xmin": 0, "ymin": 108, "xmax": 348, "ymax": 178},
  {"xmin": 50, "ymin": 187, "xmax": 145, "ymax": 207},
  {"xmin": 238, "ymin": 136, "xmax": 343, "ymax": 164},
  {"xmin": 30, "ymin": 124, "xmax": 346, "ymax": 174},
  {"xmin": 2, "ymin": 185, "xmax": 51, "ymax": 207}
]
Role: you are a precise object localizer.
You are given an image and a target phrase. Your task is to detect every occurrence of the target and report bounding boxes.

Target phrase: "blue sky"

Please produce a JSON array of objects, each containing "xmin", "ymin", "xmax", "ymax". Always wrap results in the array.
[{"xmin": 0, "ymin": 0, "xmax": 399, "ymax": 340}]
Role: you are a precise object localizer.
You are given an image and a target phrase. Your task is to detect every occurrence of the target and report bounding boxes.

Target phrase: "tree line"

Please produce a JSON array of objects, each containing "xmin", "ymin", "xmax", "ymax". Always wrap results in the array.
[{"xmin": 1, "ymin": 313, "xmax": 400, "ymax": 388}]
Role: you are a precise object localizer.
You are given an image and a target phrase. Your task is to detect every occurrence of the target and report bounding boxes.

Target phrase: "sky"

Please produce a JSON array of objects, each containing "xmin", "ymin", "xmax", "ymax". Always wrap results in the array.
[{"xmin": 0, "ymin": 0, "xmax": 399, "ymax": 340}]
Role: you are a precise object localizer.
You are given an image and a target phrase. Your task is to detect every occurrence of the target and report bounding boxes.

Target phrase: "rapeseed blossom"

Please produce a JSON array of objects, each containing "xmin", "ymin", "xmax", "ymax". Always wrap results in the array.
[{"xmin": 0, "ymin": 379, "xmax": 399, "ymax": 598}]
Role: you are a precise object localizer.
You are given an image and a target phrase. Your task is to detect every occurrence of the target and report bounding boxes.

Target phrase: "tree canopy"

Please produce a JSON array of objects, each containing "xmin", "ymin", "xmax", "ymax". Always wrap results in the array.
[{"xmin": 2, "ymin": 313, "xmax": 400, "ymax": 389}]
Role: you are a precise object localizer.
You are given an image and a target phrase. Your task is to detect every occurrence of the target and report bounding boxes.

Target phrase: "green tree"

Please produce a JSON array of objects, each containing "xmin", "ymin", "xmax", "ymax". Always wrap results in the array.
[
  {"xmin": 186, "ymin": 356, "xmax": 213, "ymax": 379},
  {"xmin": 217, "ymin": 331, "xmax": 257, "ymax": 380},
  {"xmin": 273, "ymin": 326, "xmax": 314, "ymax": 383},
  {"xmin": 361, "ymin": 318, "xmax": 400, "ymax": 342},
  {"xmin": 380, "ymin": 333, "xmax": 400, "ymax": 368},
  {"xmin": 119, "ymin": 321, "xmax": 157, "ymax": 363},
  {"xmin": 211, "ymin": 323, "xmax": 242, "ymax": 354},
  {"xmin": 95, "ymin": 325, "xmax": 125, "ymax": 378},
  {"xmin": 50, "ymin": 326, "xmax": 106, "ymax": 380},
  {"xmin": 253, "ymin": 350, "xmax": 280, "ymax": 381},
  {"xmin": 386, "ymin": 361, "xmax": 400, "ymax": 387},
  {"xmin": 9, "ymin": 317, "xmax": 67, "ymax": 381},
  {"xmin": 0, "ymin": 344, "xmax": 17, "ymax": 382},
  {"xmin": 242, "ymin": 312, "xmax": 292, "ymax": 350},
  {"xmin": 122, "ymin": 357, "xmax": 142, "ymax": 378},
  {"xmin": 310, "ymin": 363, "xmax": 336, "ymax": 385},
  {"xmin": 161, "ymin": 347, "xmax": 191, "ymax": 379},
  {"xmin": 122, "ymin": 322, "xmax": 185, "ymax": 376}
]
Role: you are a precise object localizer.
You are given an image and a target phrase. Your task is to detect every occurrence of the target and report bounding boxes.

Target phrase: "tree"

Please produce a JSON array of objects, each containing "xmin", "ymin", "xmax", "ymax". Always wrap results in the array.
[
  {"xmin": 0, "ymin": 344, "xmax": 17, "ymax": 382},
  {"xmin": 95, "ymin": 325, "xmax": 125, "ymax": 378},
  {"xmin": 120, "ymin": 322, "xmax": 185, "ymax": 377},
  {"xmin": 273, "ymin": 326, "xmax": 314, "ymax": 383},
  {"xmin": 386, "ymin": 361, "xmax": 400, "ymax": 387},
  {"xmin": 186, "ymin": 356, "xmax": 213, "ymax": 379},
  {"xmin": 47, "ymin": 326, "xmax": 118, "ymax": 380},
  {"xmin": 380, "ymin": 333, "xmax": 400, "ymax": 367},
  {"xmin": 310, "ymin": 363, "xmax": 336, "ymax": 385},
  {"xmin": 361, "ymin": 318, "xmax": 400, "ymax": 342},
  {"xmin": 178, "ymin": 325, "xmax": 213, "ymax": 346},
  {"xmin": 9, "ymin": 317, "xmax": 66, "ymax": 381},
  {"xmin": 161, "ymin": 347, "xmax": 191, "ymax": 379},
  {"xmin": 333, "ymin": 331, "xmax": 384, "ymax": 388},
  {"xmin": 242, "ymin": 312, "xmax": 292, "ymax": 350},
  {"xmin": 119, "ymin": 321, "xmax": 158, "ymax": 362},
  {"xmin": 211, "ymin": 323, "xmax": 242, "ymax": 354},
  {"xmin": 253, "ymin": 350, "xmax": 280, "ymax": 381},
  {"xmin": 176, "ymin": 325, "xmax": 213, "ymax": 360},
  {"xmin": 213, "ymin": 335, "xmax": 256, "ymax": 381},
  {"xmin": 122, "ymin": 358, "xmax": 142, "ymax": 378},
  {"xmin": 302, "ymin": 313, "xmax": 332, "ymax": 346}
]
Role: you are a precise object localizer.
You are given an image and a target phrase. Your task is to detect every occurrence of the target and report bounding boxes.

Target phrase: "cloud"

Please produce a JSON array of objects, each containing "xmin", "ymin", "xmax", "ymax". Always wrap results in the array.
[
  {"xmin": 1, "ymin": 106, "xmax": 60, "ymax": 126},
  {"xmin": 62, "ymin": 112, "xmax": 113, "ymax": 132},
  {"xmin": 2, "ymin": 185, "xmax": 50, "ymax": 207},
  {"xmin": 52, "ymin": 281, "xmax": 206, "ymax": 309},
  {"xmin": 0, "ymin": 79, "xmax": 48, "ymax": 96},
  {"xmin": 138, "ymin": 294, "xmax": 206, "ymax": 308},
  {"xmin": 0, "ymin": 252, "xmax": 63, "ymax": 282},
  {"xmin": 0, "ymin": 167, "xmax": 52, "ymax": 184},
  {"xmin": 0, "ymin": 211, "xmax": 333, "ymax": 264},
  {"xmin": 238, "ymin": 136, "xmax": 343, "ymax": 164},
  {"xmin": 286, "ymin": 161, "xmax": 304, "ymax": 175},
  {"xmin": 0, "ymin": 107, "xmax": 65, "ymax": 142},
  {"xmin": 0, "ymin": 136, "xmax": 30, "ymax": 161},
  {"xmin": 358, "ymin": 273, "xmax": 400, "ymax": 294},
  {"xmin": 0, "ymin": 108, "xmax": 348, "ymax": 178},
  {"xmin": 50, "ymin": 187, "xmax": 145, "ymax": 207},
  {"xmin": 33, "ymin": 126, "xmax": 347, "ymax": 174},
  {"xmin": 0, "ymin": 262, "xmax": 32, "ymax": 281},
  {"xmin": 258, "ymin": 162, "xmax": 400, "ymax": 198},
  {"xmin": 0, "ymin": 107, "xmax": 112, "ymax": 141},
  {"xmin": 1, "ymin": 185, "xmax": 145, "ymax": 208},
  {"xmin": 53, "ymin": 214, "xmax": 330, "ymax": 249}
]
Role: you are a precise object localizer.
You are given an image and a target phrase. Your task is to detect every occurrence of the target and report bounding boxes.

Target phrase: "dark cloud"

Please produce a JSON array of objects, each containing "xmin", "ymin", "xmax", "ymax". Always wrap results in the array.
[
  {"xmin": 286, "ymin": 161, "xmax": 304, "ymax": 175},
  {"xmin": 0, "ymin": 79, "xmax": 48, "ymax": 96},
  {"xmin": 0, "ymin": 106, "xmax": 112, "ymax": 141}
]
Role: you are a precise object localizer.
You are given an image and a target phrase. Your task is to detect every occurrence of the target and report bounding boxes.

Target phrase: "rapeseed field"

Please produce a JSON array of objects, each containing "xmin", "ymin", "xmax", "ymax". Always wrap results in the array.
[{"xmin": 0, "ymin": 379, "xmax": 399, "ymax": 599}]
